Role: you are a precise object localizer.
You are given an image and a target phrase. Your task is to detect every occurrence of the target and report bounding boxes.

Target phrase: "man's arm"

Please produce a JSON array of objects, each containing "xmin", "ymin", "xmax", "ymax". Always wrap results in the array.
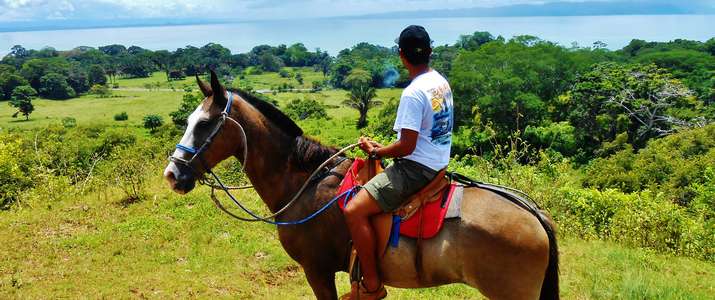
[{"xmin": 359, "ymin": 129, "xmax": 418, "ymax": 159}]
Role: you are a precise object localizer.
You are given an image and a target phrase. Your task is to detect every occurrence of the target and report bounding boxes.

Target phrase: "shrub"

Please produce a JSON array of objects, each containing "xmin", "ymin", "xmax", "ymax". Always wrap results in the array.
[
  {"xmin": 114, "ymin": 112, "xmax": 128, "ymax": 121},
  {"xmin": 585, "ymin": 124, "xmax": 715, "ymax": 205},
  {"xmin": 100, "ymin": 143, "xmax": 151, "ymax": 204},
  {"xmin": 169, "ymin": 88, "xmax": 203, "ymax": 127},
  {"xmin": 143, "ymin": 114, "xmax": 164, "ymax": 131},
  {"xmin": 278, "ymin": 68, "xmax": 292, "ymax": 78},
  {"xmin": 62, "ymin": 117, "xmax": 76, "ymax": 128},
  {"xmin": 284, "ymin": 98, "xmax": 330, "ymax": 120},
  {"xmin": 89, "ymin": 84, "xmax": 112, "ymax": 98},
  {"xmin": 311, "ymin": 80, "xmax": 323, "ymax": 92},
  {"xmin": 0, "ymin": 139, "xmax": 31, "ymax": 209}
]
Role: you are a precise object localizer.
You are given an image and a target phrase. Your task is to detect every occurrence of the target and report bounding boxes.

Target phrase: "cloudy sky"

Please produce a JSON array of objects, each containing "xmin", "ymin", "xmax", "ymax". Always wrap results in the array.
[{"xmin": 0, "ymin": 0, "xmax": 621, "ymax": 22}]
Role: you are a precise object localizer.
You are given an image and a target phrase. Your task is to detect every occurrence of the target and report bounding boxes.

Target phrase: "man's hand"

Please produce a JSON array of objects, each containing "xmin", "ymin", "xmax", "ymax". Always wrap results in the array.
[
  {"xmin": 358, "ymin": 136, "xmax": 377, "ymax": 153},
  {"xmin": 358, "ymin": 130, "xmax": 417, "ymax": 159}
]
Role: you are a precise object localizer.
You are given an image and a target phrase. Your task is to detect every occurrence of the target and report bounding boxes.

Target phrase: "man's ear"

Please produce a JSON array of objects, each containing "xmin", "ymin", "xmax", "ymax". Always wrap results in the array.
[
  {"xmin": 196, "ymin": 74, "xmax": 211, "ymax": 97},
  {"xmin": 209, "ymin": 70, "xmax": 227, "ymax": 108}
]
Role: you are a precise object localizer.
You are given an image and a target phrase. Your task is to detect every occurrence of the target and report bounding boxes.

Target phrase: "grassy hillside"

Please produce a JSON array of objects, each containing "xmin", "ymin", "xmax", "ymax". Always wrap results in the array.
[{"xmin": 2, "ymin": 168, "xmax": 713, "ymax": 299}]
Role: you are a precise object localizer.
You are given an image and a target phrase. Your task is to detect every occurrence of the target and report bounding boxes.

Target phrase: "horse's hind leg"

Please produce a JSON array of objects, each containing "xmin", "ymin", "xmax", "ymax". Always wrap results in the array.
[
  {"xmin": 303, "ymin": 267, "xmax": 338, "ymax": 300},
  {"xmin": 460, "ymin": 237, "xmax": 549, "ymax": 300}
]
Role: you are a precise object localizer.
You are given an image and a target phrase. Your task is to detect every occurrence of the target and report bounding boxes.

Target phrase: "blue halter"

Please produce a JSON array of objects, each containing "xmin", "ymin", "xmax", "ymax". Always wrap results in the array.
[{"xmin": 175, "ymin": 91, "xmax": 233, "ymax": 156}]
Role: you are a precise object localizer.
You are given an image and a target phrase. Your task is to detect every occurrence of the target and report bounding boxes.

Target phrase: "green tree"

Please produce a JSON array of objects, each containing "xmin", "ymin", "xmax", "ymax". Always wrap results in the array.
[
  {"xmin": 88, "ymin": 64, "xmax": 108, "ymax": 86},
  {"xmin": 9, "ymin": 85, "xmax": 36, "ymax": 120},
  {"xmin": 20, "ymin": 58, "xmax": 70, "ymax": 89},
  {"xmin": 39, "ymin": 72, "xmax": 76, "ymax": 99},
  {"xmin": 284, "ymin": 98, "xmax": 330, "ymax": 120},
  {"xmin": 450, "ymin": 38, "xmax": 573, "ymax": 132},
  {"xmin": 343, "ymin": 68, "xmax": 381, "ymax": 128},
  {"xmin": 89, "ymin": 84, "xmax": 112, "ymax": 98},
  {"xmin": 259, "ymin": 53, "xmax": 284, "ymax": 72},
  {"xmin": 0, "ymin": 73, "xmax": 28, "ymax": 100},
  {"xmin": 67, "ymin": 65, "xmax": 90, "ymax": 94},
  {"xmin": 295, "ymin": 72, "xmax": 304, "ymax": 85},
  {"xmin": 564, "ymin": 62, "xmax": 700, "ymax": 157},
  {"xmin": 456, "ymin": 31, "xmax": 495, "ymax": 50}
]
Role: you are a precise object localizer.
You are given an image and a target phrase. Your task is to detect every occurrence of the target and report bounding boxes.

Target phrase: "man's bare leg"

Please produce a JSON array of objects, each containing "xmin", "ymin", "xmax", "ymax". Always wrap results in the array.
[{"xmin": 344, "ymin": 189, "xmax": 384, "ymax": 291}]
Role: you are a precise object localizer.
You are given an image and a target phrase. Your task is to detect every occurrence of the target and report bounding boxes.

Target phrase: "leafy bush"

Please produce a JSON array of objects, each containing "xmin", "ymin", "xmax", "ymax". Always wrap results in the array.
[
  {"xmin": 62, "ymin": 117, "xmax": 76, "ymax": 128},
  {"xmin": 553, "ymin": 187, "xmax": 715, "ymax": 260},
  {"xmin": 89, "ymin": 84, "xmax": 112, "ymax": 98},
  {"xmin": 100, "ymin": 143, "xmax": 151, "ymax": 204},
  {"xmin": 0, "ymin": 139, "xmax": 31, "ymax": 209},
  {"xmin": 278, "ymin": 68, "xmax": 293, "ymax": 78},
  {"xmin": 585, "ymin": 124, "xmax": 715, "ymax": 205},
  {"xmin": 365, "ymin": 97, "xmax": 397, "ymax": 137},
  {"xmin": 523, "ymin": 122, "xmax": 577, "ymax": 156},
  {"xmin": 143, "ymin": 114, "xmax": 164, "ymax": 131},
  {"xmin": 169, "ymin": 88, "xmax": 203, "ymax": 127},
  {"xmin": 284, "ymin": 98, "xmax": 330, "ymax": 120},
  {"xmin": 114, "ymin": 112, "xmax": 128, "ymax": 121},
  {"xmin": 311, "ymin": 80, "xmax": 323, "ymax": 92}
]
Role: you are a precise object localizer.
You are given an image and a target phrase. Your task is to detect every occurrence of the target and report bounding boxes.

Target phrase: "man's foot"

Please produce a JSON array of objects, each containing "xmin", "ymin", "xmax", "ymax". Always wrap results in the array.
[{"xmin": 340, "ymin": 281, "xmax": 387, "ymax": 300}]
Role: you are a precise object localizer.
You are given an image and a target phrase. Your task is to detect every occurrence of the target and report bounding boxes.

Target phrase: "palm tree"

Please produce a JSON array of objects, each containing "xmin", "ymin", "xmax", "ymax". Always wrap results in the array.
[{"xmin": 342, "ymin": 69, "xmax": 381, "ymax": 128}]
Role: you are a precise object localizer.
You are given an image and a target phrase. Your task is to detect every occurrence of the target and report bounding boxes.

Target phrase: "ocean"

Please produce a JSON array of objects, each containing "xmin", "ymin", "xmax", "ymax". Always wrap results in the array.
[{"xmin": 0, "ymin": 15, "xmax": 713, "ymax": 56}]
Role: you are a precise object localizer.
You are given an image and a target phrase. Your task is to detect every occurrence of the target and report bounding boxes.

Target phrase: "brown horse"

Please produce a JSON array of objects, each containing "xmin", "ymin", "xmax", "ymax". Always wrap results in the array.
[{"xmin": 163, "ymin": 71, "xmax": 559, "ymax": 299}]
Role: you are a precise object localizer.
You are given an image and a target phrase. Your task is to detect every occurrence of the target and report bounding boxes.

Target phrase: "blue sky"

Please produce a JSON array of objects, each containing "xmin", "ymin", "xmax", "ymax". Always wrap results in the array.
[
  {"xmin": 0, "ymin": 0, "xmax": 658, "ymax": 21},
  {"xmin": 1, "ymin": 0, "xmax": 712, "ymax": 23}
]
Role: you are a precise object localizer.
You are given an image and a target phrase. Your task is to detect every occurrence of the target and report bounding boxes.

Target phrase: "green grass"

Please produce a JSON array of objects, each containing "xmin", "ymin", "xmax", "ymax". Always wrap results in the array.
[
  {"xmin": 0, "ymin": 90, "xmax": 182, "ymax": 130},
  {"xmin": 237, "ymin": 67, "xmax": 327, "ymax": 90},
  {"xmin": 1, "ymin": 166, "xmax": 713, "ymax": 299},
  {"xmin": 114, "ymin": 72, "xmax": 195, "ymax": 90}
]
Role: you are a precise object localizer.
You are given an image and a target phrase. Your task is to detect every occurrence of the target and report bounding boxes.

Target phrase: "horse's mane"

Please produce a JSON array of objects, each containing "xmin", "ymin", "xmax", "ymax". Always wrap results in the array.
[{"xmin": 231, "ymin": 88, "xmax": 339, "ymax": 172}]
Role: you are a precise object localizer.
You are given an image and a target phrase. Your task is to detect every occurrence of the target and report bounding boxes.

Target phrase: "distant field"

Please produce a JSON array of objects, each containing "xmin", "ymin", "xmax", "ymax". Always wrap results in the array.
[
  {"xmin": 114, "ymin": 72, "xmax": 195, "ymax": 90},
  {"xmin": 236, "ymin": 67, "xmax": 328, "ymax": 90},
  {"xmin": 0, "ymin": 90, "xmax": 183, "ymax": 130},
  {"xmin": 1, "ymin": 71, "xmax": 401, "ymax": 141}
]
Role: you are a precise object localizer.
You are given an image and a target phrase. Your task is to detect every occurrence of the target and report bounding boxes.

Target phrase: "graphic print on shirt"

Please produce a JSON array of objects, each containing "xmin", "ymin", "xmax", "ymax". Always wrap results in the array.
[{"xmin": 429, "ymin": 84, "xmax": 453, "ymax": 145}]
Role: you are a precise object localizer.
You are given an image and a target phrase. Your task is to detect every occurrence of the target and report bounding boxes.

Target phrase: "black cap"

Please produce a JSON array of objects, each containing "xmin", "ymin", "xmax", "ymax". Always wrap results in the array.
[{"xmin": 396, "ymin": 25, "xmax": 432, "ymax": 54}]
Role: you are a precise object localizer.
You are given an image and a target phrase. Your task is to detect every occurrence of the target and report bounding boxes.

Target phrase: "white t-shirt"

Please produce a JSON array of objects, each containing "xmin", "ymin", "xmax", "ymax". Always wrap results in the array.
[{"xmin": 393, "ymin": 70, "xmax": 454, "ymax": 171}]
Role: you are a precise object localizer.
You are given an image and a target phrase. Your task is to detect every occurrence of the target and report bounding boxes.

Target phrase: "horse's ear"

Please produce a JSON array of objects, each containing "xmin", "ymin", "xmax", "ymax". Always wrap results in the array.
[
  {"xmin": 196, "ymin": 74, "xmax": 211, "ymax": 97},
  {"xmin": 210, "ymin": 69, "xmax": 227, "ymax": 107}
]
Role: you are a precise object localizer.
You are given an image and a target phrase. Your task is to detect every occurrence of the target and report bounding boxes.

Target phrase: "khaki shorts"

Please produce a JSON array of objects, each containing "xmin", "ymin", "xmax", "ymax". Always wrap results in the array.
[{"xmin": 363, "ymin": 159, "xmax": 438, "ymax": 212}]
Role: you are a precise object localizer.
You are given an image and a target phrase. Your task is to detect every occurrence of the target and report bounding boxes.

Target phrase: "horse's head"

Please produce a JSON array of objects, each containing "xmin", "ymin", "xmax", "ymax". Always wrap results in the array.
[{"xmin": 163, "ymin": 70, "xmax": 241, "ymax": 194}]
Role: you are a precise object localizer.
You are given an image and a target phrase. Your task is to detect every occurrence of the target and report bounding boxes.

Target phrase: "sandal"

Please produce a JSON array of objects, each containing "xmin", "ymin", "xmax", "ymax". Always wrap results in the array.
[{"xmin": 340, "ymin": 281, "xmax": 387, "ymax": 300}]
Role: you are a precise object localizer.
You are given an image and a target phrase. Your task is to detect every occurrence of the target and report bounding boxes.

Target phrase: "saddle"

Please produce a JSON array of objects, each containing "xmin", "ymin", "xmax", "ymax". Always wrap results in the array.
[{"xmin": 337, "ymin": 158, "xmax": 461, "ymax": 270}]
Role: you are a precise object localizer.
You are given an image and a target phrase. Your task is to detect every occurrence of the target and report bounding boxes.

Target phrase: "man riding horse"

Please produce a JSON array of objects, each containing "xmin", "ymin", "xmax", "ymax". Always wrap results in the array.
[
  {"xmin": 164, "ymin": 24, "xmax": 558, "ymax": 300},
  {"xmin": 343, "ymin": 25, "xmax": 454, "ymax": 300}
]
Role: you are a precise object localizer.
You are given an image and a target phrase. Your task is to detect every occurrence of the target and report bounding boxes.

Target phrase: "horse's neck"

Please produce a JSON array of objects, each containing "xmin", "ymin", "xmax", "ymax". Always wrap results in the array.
[{"xmin": 233, "ymin": 103, "xmax": 308, "ymax": 213}]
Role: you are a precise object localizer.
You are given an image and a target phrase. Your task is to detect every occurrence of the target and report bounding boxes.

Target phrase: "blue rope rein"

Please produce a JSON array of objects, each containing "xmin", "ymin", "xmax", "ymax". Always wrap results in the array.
[{"xmin": 209, "ymin": 168, "xmax": 358, "ymax": 226}]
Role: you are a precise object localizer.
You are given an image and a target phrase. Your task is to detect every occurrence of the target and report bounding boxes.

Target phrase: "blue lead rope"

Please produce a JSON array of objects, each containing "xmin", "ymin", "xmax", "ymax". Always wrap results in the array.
[{"xmin": 270, "ymin": 187, "xmax": 357, "ymax": 226}]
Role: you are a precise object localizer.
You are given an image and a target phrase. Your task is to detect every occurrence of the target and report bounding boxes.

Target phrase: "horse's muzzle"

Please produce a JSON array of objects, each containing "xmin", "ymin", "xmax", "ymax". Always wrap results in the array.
[{"xmin": 164, "ymin": 163, "xmax": 196, "ymax": 194}]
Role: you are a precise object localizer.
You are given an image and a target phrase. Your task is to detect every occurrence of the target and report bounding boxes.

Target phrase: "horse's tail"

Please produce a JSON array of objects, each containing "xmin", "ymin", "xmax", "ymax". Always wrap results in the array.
[{"xmin": 537, "ymin": 210, "xmax": 559, "ymax": 300}]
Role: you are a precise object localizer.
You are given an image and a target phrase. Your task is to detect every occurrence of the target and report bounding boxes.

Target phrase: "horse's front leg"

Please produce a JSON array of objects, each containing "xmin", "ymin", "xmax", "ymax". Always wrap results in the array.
[{"xmin": 304, "ymin": 266, "xmax": 338, "ymax": 300}]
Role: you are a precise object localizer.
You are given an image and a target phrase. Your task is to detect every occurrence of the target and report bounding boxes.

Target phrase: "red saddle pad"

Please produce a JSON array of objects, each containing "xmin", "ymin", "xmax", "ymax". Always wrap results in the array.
[{"xmin": 337, "ymin": 159, "xmax": 455, "ymax": 240}]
